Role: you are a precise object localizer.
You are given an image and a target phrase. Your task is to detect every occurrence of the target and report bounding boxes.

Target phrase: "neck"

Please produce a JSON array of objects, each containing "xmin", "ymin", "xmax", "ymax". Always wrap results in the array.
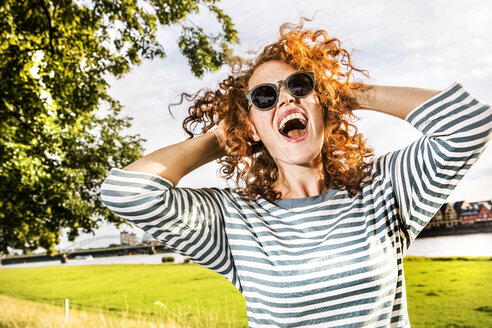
[{"xmin": 274, "ymin": 156, "xmax": 329, "ymax": 200}]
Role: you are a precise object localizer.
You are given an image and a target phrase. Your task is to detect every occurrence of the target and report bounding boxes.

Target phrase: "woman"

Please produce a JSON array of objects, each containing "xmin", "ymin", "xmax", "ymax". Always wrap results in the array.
[{"xmin": 101, "ymin": 24, "xmax": 491, "ymax": 327}]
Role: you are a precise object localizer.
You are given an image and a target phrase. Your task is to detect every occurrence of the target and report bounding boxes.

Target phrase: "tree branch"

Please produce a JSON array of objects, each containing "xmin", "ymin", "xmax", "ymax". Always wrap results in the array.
[{"xmin": 39, "ymin": 0, "xmax": 56, "ymax": 54}]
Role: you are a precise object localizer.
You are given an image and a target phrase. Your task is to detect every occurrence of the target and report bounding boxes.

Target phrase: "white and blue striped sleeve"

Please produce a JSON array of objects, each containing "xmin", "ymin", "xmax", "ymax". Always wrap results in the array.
[
  {"xmin": 375, "ymin": 82, "xmax": 492, "ymax": 250},
  {"xmin": 100, "ymin": 168, "xmax": 241, "ymax": 290}
]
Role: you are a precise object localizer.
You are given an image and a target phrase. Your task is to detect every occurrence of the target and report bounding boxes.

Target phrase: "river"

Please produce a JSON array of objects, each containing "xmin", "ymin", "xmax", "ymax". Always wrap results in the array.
[
  {"xmin": 2, "ymin": 233, "xmax": 491, "ymax": 269},
  {"xmin": 406, "ymin": 232, "xmax": 492, "ymax": 257}
]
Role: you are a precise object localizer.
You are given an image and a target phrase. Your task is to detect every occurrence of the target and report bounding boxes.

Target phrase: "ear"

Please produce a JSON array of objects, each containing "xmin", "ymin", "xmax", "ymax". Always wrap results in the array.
[{"xmin": 249, "ymin": 123, "xmax": 261, "ymax": 142}]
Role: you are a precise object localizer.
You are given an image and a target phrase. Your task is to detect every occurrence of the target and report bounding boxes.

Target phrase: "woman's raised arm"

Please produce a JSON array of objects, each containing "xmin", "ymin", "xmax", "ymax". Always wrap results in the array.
[
  {"xmin": 358, "ymin": 82, "xmax": 491, "ymax": 252},
  {"xmin": 356, "ymin": 84, "xmax": 441, "ymax": 119},
  {"xmin": 124, "ymin": 129, "xmax": 227, "ymax": 186},
  {"xmin": 100, "ymin": 126, "xmax": 241, "ymax": 290}
]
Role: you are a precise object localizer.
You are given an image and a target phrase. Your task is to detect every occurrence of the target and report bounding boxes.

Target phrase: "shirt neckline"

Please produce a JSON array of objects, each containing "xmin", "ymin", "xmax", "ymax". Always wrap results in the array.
[{"xmin": 273, "ymin": 188, "xmax": 338, "ymax": 209}]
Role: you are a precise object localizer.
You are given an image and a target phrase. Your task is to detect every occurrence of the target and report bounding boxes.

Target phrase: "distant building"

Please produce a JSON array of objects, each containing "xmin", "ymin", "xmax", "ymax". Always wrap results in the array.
[
  {"xmin": 442, "ymin": 203, "xmax": 459, "ymax": 227},
  {"xmin": 426, "ymin": 208, "xmax": 443, "ymax": 229},
  {"xmin": 476, "ymin": 203, "xmax": 492, "ymax": 222},
  {"xmin": 460, "ymin": 202, "xmax": 482, "ymax": 224},
  {"xmin": 426, "ymin": 199, "xmax": 492, "ymax": 230},
  {"xmin": 120, "ymin": 231, "xmax": 138, "ymax": 246},
  {"xmin": 142, "ymin": 233, "xmax": 160, "ymax": 245}
]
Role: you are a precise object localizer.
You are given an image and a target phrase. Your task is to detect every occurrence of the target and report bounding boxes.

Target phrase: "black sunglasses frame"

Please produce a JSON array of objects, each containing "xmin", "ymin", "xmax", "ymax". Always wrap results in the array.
[{"xmin": 246, "ymin": 71, "xmax": 316, "ymax": 111}]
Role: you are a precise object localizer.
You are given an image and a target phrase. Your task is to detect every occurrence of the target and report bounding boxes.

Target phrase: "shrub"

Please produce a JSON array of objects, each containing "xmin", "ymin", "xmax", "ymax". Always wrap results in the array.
[{"xmin": 161, "ymin": 256, "xmax": 175, "ymax": 263}]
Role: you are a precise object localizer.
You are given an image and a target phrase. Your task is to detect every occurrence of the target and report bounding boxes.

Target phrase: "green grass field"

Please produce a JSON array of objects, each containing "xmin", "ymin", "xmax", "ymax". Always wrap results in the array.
[
  {"xmin": 404, "ymin": 257, "xmax": 492, "ymax": 328},
  {"xmin": 0, "ymin": 257, "xmax": 491, "ymax": 327},
  {"xmin": 0, "ymin": 263, "xmax": 247, "ymax": 327}
]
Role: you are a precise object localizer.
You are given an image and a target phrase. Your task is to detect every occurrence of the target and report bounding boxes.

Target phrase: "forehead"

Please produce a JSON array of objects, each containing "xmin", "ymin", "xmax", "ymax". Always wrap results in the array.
[{"xmin": 248, "ymin": 60, "xmax": 297, "ymax": 89}]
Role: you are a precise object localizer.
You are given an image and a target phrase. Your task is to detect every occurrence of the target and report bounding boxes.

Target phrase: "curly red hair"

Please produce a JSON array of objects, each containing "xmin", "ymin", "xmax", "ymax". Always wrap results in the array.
[{"xmin": 174, "ymin": 23, "xmax": 374, "ymax": 201}]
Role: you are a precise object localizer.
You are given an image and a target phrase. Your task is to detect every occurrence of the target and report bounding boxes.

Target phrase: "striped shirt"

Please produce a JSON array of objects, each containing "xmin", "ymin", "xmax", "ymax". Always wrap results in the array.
[{"xmin": 100, "ymin": 82, "xmax": 491, "ymax": 327}]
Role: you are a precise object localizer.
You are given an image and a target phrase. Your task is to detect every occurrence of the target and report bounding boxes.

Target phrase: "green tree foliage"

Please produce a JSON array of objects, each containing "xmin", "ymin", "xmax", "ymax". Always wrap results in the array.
[{"xmin": 0, "ymin": 0, "xmax": 238, "ymax": 255}]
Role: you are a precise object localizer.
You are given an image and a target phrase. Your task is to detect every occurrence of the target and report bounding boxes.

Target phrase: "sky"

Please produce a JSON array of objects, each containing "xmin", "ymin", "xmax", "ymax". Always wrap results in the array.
[{"xmin": 59, "ymin": 0, "xmax": 492, "ymax": 248}]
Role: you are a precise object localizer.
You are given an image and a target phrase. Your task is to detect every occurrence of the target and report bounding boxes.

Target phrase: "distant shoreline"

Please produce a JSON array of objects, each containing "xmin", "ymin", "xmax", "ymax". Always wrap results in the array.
[
  {"xmin": 419, "ymin": 221, "xmax": 492, "ymax": 238},
  {"xmin": 1, "ymin": 244, "xmax": 170, "ymax": 265}
]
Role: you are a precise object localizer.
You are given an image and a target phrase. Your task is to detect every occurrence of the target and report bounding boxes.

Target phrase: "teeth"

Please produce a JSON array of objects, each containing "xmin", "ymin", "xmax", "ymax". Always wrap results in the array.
[{"xmin": 279, "ymin": 113, "xmax": 307, "ymax": 131}]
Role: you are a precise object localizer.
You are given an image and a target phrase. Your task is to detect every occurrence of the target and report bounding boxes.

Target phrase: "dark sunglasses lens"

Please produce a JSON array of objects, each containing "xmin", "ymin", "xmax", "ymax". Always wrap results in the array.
[
  {"xmin": 251, "ymin": 85, "xmax": 277, "ymax": 109},
  {"xmin": 288, "ymin": 73, "xmax": 314, "ymax": 97}
]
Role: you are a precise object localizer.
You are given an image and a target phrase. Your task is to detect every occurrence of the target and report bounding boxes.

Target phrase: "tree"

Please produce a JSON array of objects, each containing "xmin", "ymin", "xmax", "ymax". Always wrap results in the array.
[{"xmin": 0, "ymin": 0, "xmax": 238, "ymax": 256}]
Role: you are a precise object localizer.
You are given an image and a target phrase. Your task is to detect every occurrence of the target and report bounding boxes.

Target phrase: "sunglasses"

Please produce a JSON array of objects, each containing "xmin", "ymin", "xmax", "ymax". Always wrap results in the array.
[{"xmin": 246, "ymin": 71, "xmax": 316, "ymax": 111}]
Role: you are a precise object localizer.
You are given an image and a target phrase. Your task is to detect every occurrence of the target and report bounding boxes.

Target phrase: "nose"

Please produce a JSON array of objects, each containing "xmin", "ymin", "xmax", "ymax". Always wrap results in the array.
[{"xmin": 277, "ymin": 84, "xmax": 296, "ymax": 108}]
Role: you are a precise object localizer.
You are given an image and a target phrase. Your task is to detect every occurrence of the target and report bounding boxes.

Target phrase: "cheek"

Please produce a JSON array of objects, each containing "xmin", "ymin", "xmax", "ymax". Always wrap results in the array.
[
  {"xmin": 308, "ymin": 106, "xmax": 326, "ymax": 142},
  {"xmin": 304, "ymin": 97, "xmax": 324, "ymax": 123},
  {"xmin": 310, "ymin": 115, "xmax": 325, "ymax": 143},
  {"xmin": 307, "ymin": 91, "xmax": 321, "ymax": 105},
  {"xmin": 250, "ymin": 111, "xmax": 274, "ymax": 136}
]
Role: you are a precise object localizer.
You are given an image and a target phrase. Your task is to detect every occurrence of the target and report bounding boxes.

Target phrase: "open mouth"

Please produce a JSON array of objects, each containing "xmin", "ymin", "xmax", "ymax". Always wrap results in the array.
[{"xmin": 278, "ymin": 113, "xmax": 308, "ymax": 139}]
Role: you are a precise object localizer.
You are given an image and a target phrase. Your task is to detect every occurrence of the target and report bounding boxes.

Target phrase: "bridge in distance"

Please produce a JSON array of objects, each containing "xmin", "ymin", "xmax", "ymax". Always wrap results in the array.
[{"xmin": 2, "ymin": 235, "xmax": 168, "ymax": 265}]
